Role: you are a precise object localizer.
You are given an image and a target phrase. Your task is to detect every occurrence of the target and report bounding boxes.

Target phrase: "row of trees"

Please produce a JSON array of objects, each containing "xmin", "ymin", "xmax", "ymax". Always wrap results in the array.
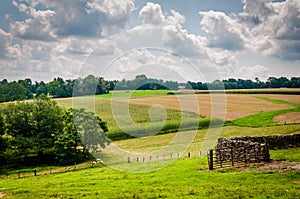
[
  {"xmin": 188, "ymin": 77, "xmax": 300, "ymax": 90},
  {"xmin": 1, "ymin": 76, "xmax": 300, "ymax": 102},
  {"xmin": 114, "ymin": 74, "xmax": 179, "ymax": 90},
  {"xmin": 0, "ymin": 75, "xmax": 115, "ymax": 103},
  {"xmin": 0, "ymin": 96, "xmax": 109, "ymax": 168}
]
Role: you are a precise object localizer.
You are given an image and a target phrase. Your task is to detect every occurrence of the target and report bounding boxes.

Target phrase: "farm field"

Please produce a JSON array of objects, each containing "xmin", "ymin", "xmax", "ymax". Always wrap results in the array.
[
  {"xmin": 129, "ymin": 94, "xmax": 295, "ymax": 120},
  {"xmin": 57, "ymin": 96, "xmax": 201, "ymax": 139},
  {"xmin": 2, "ymin": 90, "xmax": 300, "ymax": 198}
]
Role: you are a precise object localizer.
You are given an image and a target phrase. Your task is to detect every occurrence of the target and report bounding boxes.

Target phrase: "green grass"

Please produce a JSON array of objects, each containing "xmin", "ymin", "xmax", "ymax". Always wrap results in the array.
[
  {"xmin": 255, "ymin": 97, "xmax": 300, "ymax": 108},
  {"xmin": 230, "ymin": 97, "xmax": 300, "ymax": 127},
  {"xmin": 1, "ymin": 157, "xmax": 299, "ymax": 198},
  {"xmin": 270, "ymin": 148, "xmax": 300, "ymax": 162}
]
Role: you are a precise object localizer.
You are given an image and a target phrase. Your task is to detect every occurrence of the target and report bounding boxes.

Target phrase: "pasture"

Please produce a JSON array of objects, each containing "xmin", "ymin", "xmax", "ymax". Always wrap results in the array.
[{"xmin": 1, "ymin": 90, "xmax": 300, "ymax": 198}]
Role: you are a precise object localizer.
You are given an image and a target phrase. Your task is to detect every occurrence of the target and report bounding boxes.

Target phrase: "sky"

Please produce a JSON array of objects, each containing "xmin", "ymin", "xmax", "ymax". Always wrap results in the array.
[{"xmin": 0, "ymin": 0, "xmax": 299, "ymax": 82}]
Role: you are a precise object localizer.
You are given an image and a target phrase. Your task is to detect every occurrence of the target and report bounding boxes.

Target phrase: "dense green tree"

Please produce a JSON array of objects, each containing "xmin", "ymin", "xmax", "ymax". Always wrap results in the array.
[
  {"xmin": 96, "ymin": 77, "xmax": 109, "ymax": 94},
  {"xmin": 31, "ymin": 95, "xmax": 64, "ymax": 153},
  {"xmin": 1, "ymin": 95, "xmax": 64, "ymax": 159},
  {"xmin": 0, "ymin": 82, "xmax": 27, "ymax": 102},
  {"xmin": 36, "ymin": 81, "xmax": 48, "ymax": 96},
  {"xmin": 18, "ymin": 78, "xmax": 34, "ymax": 99},
  {"xmin": 73, "ymin": 108, "xmax": 109, "ymax": 152},
  {"xmin": 54, "ymin": 108, "xmax": 109, "ymax": 165},
  {"xmin": 0, "ymin": 112, "xmax": 6, "ymax": 168},
  {"xmin": 54, "ymin": 108, "xmax": 85, "ymax": 165},
  {"xmin": 47, "ymin": 77, "xmax": 67, "ymax": 98}
]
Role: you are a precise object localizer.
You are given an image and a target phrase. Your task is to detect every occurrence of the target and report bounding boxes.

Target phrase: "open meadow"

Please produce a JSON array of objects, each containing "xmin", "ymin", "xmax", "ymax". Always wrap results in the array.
[{"xmin": 1, "ymin": 90, "xmax": 300, "ymax": 198}]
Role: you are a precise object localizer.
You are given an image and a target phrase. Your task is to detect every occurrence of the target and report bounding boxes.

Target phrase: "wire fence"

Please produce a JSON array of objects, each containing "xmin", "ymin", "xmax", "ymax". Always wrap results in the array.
[{"xmin": 0, "ymin": 151, "xmax": 206, "ymax": 180}]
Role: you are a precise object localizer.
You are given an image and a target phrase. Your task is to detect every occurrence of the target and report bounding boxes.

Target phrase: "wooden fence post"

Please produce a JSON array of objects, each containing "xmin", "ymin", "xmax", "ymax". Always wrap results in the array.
[
  {"xmin": 231, "ymin": 147, "xmax": 234, "ymax": 166},
  {"xmin": 208, "ymin": 149, "xmax": 214, "ymax": 170},
  {"xmin": 127, "ymin": 157, "xmax": 130, "ymax": 163}
]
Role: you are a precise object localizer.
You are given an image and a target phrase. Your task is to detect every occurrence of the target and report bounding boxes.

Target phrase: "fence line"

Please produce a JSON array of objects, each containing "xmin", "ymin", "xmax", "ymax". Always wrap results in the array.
[{"xmin": 1, "ymin": 151, "xmax": 205, "ymax": 180}]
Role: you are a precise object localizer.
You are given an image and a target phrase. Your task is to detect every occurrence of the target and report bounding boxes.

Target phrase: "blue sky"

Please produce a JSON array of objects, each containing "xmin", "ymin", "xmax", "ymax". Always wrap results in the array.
[{"xmin": 0, "ymin": 0, "xmax": 299, "ymax": 82}]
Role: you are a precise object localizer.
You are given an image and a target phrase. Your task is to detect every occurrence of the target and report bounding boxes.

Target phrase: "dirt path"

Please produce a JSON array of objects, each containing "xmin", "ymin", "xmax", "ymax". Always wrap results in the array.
[{"xmin": 215, "ymin": 161, "xmax": 300, "ymax": 172}]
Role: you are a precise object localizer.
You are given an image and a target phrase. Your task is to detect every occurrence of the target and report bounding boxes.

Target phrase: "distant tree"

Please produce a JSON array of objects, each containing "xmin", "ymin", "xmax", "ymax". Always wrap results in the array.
[
  {"xmin": 36, "ymin": 81, "xmax": 48, "ymax": 96},
  {"xmin": 1, "ymin": 79, "xmax": 8, "ymax": 86},
  {"xmin": 18, "ymin": 78, "xmax": 34, "ymax": 99},
  {"xmin": 291, "ymin": 77, "xmax": 300, "ymax": 88},
  {"xmin": 47, "ymin": 77, "xmax": 67, "ymax": 98},
  {"xmin": 1, "ymin": 82, "xmax": 28, "ymax": 102},
  {"xmin": 96, "ymin": 77, "xmax": 109, "ymax": 94}
]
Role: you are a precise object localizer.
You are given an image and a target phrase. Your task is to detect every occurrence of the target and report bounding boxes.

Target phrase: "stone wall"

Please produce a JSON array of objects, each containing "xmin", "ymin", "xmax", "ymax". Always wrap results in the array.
[
  {"xmin": 221, "ymin": 134, "xmax": 300, "ymax": 149},
  {"xmin": 215, "ymin": 138, "xmax": 269, "ymax": 165},
  {"xmin": 214, "ymin": 134, "xmax": 300, "ymax": 165}
]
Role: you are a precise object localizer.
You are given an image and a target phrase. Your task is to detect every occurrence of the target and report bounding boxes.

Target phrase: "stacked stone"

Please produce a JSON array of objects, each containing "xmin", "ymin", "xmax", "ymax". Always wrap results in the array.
[
  {"xmin": 215, "ymin": 137, "xmax": 269, "ymax": 165},
  {"xmin": 218, "ymin": 134, "xmax": 300, "ymax": 149}
]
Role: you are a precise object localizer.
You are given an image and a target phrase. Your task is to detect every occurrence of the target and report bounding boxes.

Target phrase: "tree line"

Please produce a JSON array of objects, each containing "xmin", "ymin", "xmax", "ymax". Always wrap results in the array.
[
  {"xmin": 0, "ymin": 96, "xmax": 109, "ymax": 169},
  {"xmin": 1, "ymin": 75, "xmax": 300, "ymax": 102}
]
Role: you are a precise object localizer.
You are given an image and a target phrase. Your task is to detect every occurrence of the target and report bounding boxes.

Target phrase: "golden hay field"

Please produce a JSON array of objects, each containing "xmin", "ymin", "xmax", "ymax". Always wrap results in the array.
[
  {"xmin": 129, "ymin": 94, "xmax": 295, "ymax": 120},
  {"xmin": 274, "ymin": 112, "xmax": 300, "ymax": 124}
]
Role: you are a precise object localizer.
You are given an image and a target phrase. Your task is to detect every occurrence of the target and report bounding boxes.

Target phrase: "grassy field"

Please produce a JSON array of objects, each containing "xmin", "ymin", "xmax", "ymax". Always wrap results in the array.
[
  {"xmin": 1, "ymin": 153, "xmax": 299, "ymax": 198},
  {"xmin": 1, "ymin": 90, "xmax": 300, "ymax": 198}
]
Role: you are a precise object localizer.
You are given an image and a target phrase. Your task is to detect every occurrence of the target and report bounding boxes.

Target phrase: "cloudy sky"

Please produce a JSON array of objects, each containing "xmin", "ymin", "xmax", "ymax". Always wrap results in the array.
[{"xmin": 0, "ymin": 0, "xmax": 299, "ymax": 82}]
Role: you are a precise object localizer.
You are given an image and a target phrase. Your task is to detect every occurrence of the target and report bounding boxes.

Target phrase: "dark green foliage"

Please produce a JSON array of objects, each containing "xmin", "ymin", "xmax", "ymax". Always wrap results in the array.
[
  {"xmin": 0, "ymin": 97, "xmax": 109, "ymax": 167},
  {"xmin": 1, "ymin": 76, "xmax": 299, "ymax": 103},
  {"xmin": 0, "ymin": 82, "xmax": 28, "ymax": 102},
  {"xmin": 72, "ymin": 108, "xmax": 109, "ymax": 151},
  {"xmin": 0, "ymin": 96, "xmax": 64, "ymax": 166},
  {"xmin": 187, "ymin": 76, "xmax": 300, "ymax": 90},
  {"xmin": 54, "ymin": 108, "xmax": 109, "ymax": 165},
  {"xmin": 114, "ymin": 74, "xmax": 178, "ymax": 90}
]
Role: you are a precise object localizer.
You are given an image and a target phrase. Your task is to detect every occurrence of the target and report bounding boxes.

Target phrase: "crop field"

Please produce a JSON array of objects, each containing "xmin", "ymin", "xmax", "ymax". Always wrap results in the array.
[
  {"xmin": 2, "ymin": 90, "xmax": 300, "ymax": 198},
  {"xmin": 57, "ymin": 96, "xmax": 203, "ymax": 140},
  {"xmin": 129, "ymin": 94, "xmax": 294, "ymax": 120}
]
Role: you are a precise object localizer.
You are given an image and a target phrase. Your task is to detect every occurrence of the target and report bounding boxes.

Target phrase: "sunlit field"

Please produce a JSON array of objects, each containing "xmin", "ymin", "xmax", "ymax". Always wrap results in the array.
[{"xmin": 1, "ymin": 90, "xmax": 300, "ymax": 198}]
